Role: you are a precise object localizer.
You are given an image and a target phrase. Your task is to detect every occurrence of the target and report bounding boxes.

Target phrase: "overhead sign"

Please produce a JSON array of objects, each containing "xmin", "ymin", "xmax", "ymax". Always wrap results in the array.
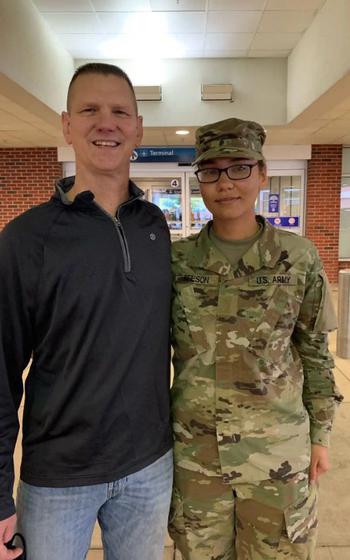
[{"xmin": 131, "ymin": 147, "xmax": 195, "ymax": 163}]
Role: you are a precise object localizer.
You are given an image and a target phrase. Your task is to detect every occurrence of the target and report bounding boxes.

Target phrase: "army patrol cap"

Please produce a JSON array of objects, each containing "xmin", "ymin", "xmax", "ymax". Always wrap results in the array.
[{"xmin": 193, "ymin": 117, "xmax": 266, "ymax": 165}]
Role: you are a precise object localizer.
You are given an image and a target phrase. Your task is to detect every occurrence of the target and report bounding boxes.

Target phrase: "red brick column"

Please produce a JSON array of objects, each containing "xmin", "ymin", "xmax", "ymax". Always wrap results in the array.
[
  {"xmin": 0, "ymin": 148, "xmax": 62, "ymax": 230},
  {"xmin": 306, "ymin": 145, "xmax": 342, "ymax": 283}
]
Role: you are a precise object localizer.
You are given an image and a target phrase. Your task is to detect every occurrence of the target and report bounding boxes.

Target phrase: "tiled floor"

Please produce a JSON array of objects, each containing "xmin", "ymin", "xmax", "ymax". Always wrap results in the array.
[{"xmin": 14, "ymin": 287, "xmax": 350, "ymax": 559}]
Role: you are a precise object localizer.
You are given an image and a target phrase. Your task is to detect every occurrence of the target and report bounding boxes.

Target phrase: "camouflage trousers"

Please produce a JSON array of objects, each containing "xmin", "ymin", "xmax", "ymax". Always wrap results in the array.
[{"xmin": 168, "ymin": 467, "xmax": 318, "ymax": 560}]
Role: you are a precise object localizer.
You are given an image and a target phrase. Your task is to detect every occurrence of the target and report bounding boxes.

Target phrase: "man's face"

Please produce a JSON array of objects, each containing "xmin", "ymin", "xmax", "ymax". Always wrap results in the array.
[
  {"xmin": 197, "ymin": 157, "xmax": 267, "ymax": 223},
  {"xmin": 61, "ymin": 73, "xmax": 143, "ymax": 176}
]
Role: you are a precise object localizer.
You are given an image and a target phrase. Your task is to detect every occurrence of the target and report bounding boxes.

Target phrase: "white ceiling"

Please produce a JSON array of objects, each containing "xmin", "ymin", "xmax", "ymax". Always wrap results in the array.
[
  {"xmin": 32, "ymin": 0, "xmax": 326, "ymax": 59},
  {"xmin": 3, "ymin": 0, "xmax": 350, "ymax": 148}
]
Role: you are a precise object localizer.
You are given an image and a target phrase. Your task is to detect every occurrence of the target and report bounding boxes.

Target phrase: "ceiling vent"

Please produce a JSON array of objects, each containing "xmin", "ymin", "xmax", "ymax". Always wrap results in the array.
[
  {"xmin": 201, "ymin": 84, "xmax": 233, "ymax": 101},
  {"xmin": 134, "ymin": 85, "xmax": 162, "ymax": 101}
]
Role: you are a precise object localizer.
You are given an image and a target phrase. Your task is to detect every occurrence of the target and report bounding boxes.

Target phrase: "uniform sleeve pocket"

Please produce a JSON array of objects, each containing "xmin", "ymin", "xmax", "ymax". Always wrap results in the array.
[
  {"xmin": 313, "ymin": 271, "xmax": 337, "ymax": 332},
  {"xmin": 284, "ymin": 482, "xmax": 318, "ymax": 543}
]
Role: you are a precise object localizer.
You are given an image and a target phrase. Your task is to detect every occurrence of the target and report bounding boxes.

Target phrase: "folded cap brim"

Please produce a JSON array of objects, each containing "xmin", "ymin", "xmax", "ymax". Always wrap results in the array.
[{"xmin": 193, "ymin": 147, "xmax": 264, "ymax": 166}]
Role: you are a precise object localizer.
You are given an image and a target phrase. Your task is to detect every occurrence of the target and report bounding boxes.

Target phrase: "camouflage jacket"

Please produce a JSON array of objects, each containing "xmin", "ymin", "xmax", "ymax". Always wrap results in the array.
[{"xmin": 171, "ymin": 217, "xmax": 342, "ymax": 482}]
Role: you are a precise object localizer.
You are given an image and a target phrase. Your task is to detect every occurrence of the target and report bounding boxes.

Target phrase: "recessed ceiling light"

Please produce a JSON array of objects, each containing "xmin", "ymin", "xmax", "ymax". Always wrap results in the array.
[{"xmin": 176, "ymin": 130, "xmax": 190, "ymax": 135}]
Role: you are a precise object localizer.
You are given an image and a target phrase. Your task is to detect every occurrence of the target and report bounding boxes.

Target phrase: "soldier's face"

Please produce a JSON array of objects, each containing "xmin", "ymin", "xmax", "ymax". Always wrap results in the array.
[{"xmin": 198, "ymin": 157, "xmax": 267, "ymax": 224}]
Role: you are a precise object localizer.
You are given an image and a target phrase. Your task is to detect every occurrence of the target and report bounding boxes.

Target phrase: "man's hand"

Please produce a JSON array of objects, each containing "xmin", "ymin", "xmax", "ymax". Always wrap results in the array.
[
  {"xmin": 310, "ymin": 443, "xmax": 330, "ymax": 483},
  {"xmin": 0, "ymin": 514, "xmax": 23, "ymax": 559}
]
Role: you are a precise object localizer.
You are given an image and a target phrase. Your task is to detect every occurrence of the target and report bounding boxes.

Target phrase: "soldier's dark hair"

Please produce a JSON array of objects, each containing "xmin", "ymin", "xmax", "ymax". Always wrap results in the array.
[
  {"xmin": 66, "ymin": 62, "xmax": 137, "ymax": 113},
  {"xmin": 258, "ymin": 160, "xmax": 266, "ymax": 173}
]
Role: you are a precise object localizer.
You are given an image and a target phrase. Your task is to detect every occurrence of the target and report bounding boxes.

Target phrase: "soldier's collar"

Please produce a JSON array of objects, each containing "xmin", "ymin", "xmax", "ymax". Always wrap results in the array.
[
  {"xmin": 235, "ymin": 216, "xmax": 284, "ymax": 277},
  {"xmin": 187, "ymin": 216, "xmax": 284, "ymax": 276}
]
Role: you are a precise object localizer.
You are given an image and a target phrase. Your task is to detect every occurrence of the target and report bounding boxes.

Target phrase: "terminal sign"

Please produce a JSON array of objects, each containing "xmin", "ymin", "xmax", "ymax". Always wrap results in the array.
[{"xmin": 131, "ymin": 147, "xmax": 195, "ymax": 163}]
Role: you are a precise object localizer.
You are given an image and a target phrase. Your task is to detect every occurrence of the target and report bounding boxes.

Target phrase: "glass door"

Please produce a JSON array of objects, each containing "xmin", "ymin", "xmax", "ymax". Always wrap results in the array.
[
  {"xmin": 257, "ymin": 171, "xmax": 305, "ymax": 235},
  {"xmin": 132, "ymin": 167, "xmax": 305, "ymax": 239},
  {"xmin": 186, "ymin": 175, "xmax": 212, "ymax": 236},
  {"xmin": 131, "ymin": 172, "xmax": 186, "ymax": 239}
]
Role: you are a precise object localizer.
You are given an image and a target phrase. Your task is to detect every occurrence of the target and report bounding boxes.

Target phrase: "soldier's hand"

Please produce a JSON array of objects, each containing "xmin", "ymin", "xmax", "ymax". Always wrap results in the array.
[
  {"xmin": 310, "ymin": 444, "xmax": 330, "ymax": 482},
  {"xmin": 0, "ymin": 514, "xmax": 23, "ymax": 559}
]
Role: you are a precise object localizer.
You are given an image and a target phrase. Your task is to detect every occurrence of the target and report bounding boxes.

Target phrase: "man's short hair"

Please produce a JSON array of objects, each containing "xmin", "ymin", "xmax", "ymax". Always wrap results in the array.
[{"xmin": 66, "ymin": 62, "xmax": 137, "ymax": 113}]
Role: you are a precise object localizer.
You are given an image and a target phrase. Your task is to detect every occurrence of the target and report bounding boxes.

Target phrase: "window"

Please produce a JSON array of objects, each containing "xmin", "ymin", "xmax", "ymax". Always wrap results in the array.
[
  {"xmin": 256, "ymin": 174, "xmax": 303, "ymax": 235},
  {"xmin": 340, "ymin": 178, "xmax": 350, "ymax": 259},
  {"xmin": 340, "ymin": 148, "xmax": 350, "ymax": 259}
]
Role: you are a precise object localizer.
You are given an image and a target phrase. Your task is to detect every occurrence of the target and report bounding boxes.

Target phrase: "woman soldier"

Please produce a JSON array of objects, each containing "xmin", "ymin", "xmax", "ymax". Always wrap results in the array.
[{"xmin": 169, "ymin": 117, "xmax": 342, "ymax": 560}]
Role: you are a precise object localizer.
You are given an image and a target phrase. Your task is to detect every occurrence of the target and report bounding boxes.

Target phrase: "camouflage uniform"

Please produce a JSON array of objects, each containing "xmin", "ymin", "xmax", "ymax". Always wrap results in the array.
[
  {"xmin": 169, "ymin": 118, "xmax": 341, "ymax": 560},
  {"xmin": 169, "ymin": 118, "xmax": 342, "ymax": 560}
]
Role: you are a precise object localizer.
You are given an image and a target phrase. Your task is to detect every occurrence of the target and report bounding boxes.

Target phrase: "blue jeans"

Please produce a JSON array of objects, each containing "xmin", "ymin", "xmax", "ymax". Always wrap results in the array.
[{"xmin": 16, "ymin": 449, "xmax": 173, "ymax": 560}]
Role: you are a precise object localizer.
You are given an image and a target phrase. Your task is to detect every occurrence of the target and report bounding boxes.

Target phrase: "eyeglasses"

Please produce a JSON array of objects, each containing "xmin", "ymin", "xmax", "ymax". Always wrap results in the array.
[{"xmin": 195, "ymin": 162, "xmax": 259, "ymax": 183}]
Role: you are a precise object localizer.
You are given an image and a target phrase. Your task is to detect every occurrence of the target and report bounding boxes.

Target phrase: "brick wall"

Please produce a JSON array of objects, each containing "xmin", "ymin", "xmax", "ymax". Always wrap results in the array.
[
  {"xmin": 306, "ymin": 145, "xmax": 342, "ymax": 283},
  {"xmin": 0, "ymin": 148, "xmax": 62, "ymax": 230}
]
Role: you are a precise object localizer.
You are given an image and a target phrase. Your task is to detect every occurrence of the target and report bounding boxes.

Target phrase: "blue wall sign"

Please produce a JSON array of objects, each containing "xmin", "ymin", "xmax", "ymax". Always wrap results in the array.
[
  {"xmin": 131, "ymin": 147, "xmax": 195, "ymax": 163},
  {"xmin": 267, "ymin": 217, "xmax": 299, "ymax": 227},
  {"xmin": 268, "ymin": 193, "xmax": 280, "ymax": 213}
]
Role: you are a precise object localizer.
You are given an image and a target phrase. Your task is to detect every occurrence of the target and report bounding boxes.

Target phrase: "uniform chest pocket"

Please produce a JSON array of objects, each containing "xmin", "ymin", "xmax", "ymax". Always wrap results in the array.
[
  {"xmin": 238, "ymin": 277, "xmax": 305, "ymax": 360},
  {"xmin": 173, "ymin": 279, "xmax": 219, "ymax": 355}
]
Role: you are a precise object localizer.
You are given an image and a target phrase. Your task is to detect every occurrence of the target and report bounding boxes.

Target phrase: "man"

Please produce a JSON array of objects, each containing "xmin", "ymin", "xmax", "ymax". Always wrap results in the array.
[
  {"xmin": 169, "ymin": 118, "xmax": 342, "ymax": 559},
  {"xmin": 0, "ymin": 63, "xmax": 173, "ymax": 560}
]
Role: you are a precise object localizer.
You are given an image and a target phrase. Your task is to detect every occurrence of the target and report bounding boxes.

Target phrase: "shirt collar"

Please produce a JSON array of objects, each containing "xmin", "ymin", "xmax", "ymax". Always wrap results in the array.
[
  {"xmin": 182, "ymin": 216, "xmax": 284, "ymax": 276},
  {"xmin": 54, "ymin": 176, "xmax": 144, "ymax": 207}
]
